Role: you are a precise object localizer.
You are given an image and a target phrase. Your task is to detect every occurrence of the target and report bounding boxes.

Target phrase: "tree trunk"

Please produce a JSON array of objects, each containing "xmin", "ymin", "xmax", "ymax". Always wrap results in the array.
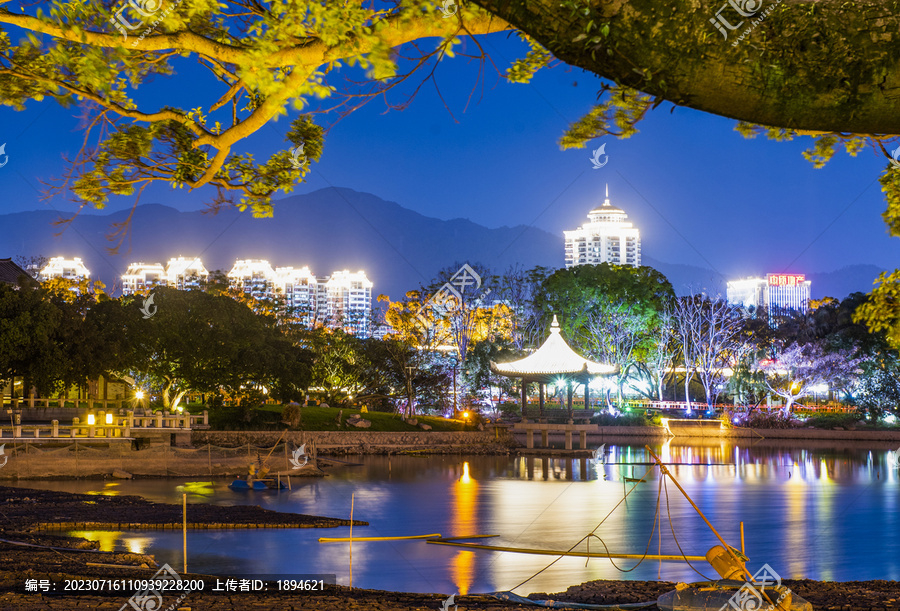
[
  {"xmin": 684, "ymin": 371, "xmax": 692, "ymax": 414},
  {"xmin": 472, "ymin": 0, "xmax": 900, "ymax": 135}
]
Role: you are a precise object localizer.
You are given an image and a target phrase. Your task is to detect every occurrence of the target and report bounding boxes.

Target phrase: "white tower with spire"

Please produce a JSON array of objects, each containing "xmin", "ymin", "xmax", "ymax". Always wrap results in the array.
[{"xmin": 563, "ymin": 185, "xmax": 641, "ymax": 267}]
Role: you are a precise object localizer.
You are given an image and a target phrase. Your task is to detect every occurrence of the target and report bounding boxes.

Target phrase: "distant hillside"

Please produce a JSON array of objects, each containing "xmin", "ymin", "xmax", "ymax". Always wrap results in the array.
[
  {"xmin": 0, "ymin": 188, "xmax": 562, "ymax": 299},
  {"xmin": 0, "ymin": 187, "xmax": 884, "ymax": 301},
  {"xmin": 806, "ymin": 265, "xmax": 885, "ymax": 300}
]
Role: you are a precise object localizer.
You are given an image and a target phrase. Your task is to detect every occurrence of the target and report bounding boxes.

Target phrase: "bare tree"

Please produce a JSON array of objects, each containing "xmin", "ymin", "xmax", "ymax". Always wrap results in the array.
[
  {"xmin": 492, "ymin": 265, "xmax": 549, "ymax": 350},
  {"xmin": 583, "ymin": 299, "xmax": 652, "ymax": 412},
  {"xmin": 673, "ymin": 295, "xmax": 702, "ymax": 413},
  {"xmin": 755, "ymin": 341, "xmax": 862, "ymax": 416},
  {"xmin": 634, "ymin": 305, "xmax": 678, "ymax": 401},
  {"xmin": 692, "ymin": 299, "xmax": 745, "ymax": 409},
  {"xmin": 673, "ymin": 294, "xmax": 745, "ymax": 411}
]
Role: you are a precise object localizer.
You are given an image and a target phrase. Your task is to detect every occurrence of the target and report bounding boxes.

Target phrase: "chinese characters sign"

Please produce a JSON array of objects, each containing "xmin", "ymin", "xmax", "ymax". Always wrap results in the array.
[{"xmin": 767, "ymin": 273, "xmax": 805, "ymax": 287}]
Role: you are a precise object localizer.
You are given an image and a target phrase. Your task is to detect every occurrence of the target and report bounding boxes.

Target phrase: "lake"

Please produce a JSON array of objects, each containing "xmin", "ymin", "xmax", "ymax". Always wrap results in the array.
[{"xmin": 10, "ymin": 439, "xmax": 900, "ymax": 596}]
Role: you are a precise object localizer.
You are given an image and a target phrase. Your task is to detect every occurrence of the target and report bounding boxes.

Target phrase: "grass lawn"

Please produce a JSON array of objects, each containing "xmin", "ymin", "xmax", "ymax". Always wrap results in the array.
[{"xmin": 188, "ymin": 402, "xmax": 473, "ymax": 432}]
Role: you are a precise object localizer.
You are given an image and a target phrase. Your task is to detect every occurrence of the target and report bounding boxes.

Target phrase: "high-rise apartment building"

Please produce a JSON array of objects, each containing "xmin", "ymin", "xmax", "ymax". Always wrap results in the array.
[
  {"xmin": 165, "ymin": 257, "xmax": 208, "ymax": 290},
  {"xmin": 564, "ymin": 186, "xmax": 641, "ymax": 268},
  {"xmin": 121, "ymin": 262, "xmax": 167, "ymax": 294},
  {"xmin": 228, "ymin": 259, "xmax": 276, "ymax": 301},
  {"xmin": 273, "ymin": 266, "xmax": 318, "ymax": 325},
  {"xmin": 322, "ymin": 270, "xmax": 373, "ymax": 336},
  {"xmin": 39, "ymin": 257, "xmax": 90, "ymax": 281},
  {"xmin": 120, "ymin": 255, "xmax": 373, "ymax": 335}
]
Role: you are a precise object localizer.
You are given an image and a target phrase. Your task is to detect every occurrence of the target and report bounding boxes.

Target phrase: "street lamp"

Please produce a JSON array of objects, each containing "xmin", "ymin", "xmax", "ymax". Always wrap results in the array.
[
  {"xmin": 449, "ymin": 354, "xmax": 459, "ymax": 418},
  {"xmin": 463, "ymin": 411, "xmax": 470, "ymax": 428}
]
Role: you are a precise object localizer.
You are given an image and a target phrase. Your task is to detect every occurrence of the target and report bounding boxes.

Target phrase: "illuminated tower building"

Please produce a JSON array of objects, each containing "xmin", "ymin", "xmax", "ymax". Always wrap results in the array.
[
  {"xmin": 727, "ymin": 273, "xmax": 811, "ymax": 322},
  {"xmin": 564, "ymin": 185, "xmax": 641, "ymax": 267}
]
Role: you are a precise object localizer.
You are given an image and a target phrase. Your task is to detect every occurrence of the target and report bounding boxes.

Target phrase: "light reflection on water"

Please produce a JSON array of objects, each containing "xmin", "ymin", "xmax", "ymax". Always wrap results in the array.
[{"xmin": 10, "ymin": 440, "xmax": 900, "ymax": 595}]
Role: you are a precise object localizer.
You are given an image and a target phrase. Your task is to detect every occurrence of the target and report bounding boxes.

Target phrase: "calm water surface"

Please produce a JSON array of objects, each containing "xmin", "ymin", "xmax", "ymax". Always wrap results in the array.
[{"xmin": 11, "ymin": 439, "xmax": 900, "ymax": 596}]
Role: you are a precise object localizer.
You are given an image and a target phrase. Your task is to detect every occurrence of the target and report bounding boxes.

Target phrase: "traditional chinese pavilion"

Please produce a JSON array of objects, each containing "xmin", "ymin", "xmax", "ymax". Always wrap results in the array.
[{"xmin": 490, "ymin": 315, "xmax": 617, "ymax": 419}]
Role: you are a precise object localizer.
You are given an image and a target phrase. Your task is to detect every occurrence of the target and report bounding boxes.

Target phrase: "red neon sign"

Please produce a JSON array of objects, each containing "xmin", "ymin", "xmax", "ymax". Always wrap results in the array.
[{"xmin": 767, "ymin": 273, "xmax": 805, "ymax": 287}]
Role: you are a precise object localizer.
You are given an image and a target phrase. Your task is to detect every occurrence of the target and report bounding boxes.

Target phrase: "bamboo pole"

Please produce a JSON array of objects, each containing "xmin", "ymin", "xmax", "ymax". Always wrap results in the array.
[
  {"xmin": 182, "ymin": 493, "xmax": 187, "ymax": 573},
  {"xmin": 644, "ymin": 445, "xmax": 774, "ymax": 607},
  {"xmin": 425, "ymin": 539, "xmax": 705, "ymax": 561},
  {"xmin": 349, "ymin": 493, "xmax": 354, "ymax": 590},
  {"xmin": 263, "ymin": 430, "xmax": 288, "ymax": 465},
  {"xmin": 320, "ymin": 533, "xmax": 440, "ymax": 543}
]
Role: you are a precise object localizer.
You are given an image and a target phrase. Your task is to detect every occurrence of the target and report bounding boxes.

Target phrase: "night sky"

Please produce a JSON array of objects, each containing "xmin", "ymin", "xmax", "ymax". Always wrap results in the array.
[{"xmin": 0, "ymin": 30, "xmax": 897, "ymax": 281}]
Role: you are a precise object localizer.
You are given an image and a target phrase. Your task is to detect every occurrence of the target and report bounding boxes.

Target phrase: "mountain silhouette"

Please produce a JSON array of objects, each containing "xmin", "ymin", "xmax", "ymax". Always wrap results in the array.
[{"xmin": 0, "ymin": 187, "xmax": 885, "ymax": 302}]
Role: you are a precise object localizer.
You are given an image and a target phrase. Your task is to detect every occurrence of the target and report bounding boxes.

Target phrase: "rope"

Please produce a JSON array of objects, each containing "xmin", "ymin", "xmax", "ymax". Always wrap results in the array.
[
  {"xmin": 508, "ymin": 467, "xmax": 659, "ymax": 592},
  {"xmin": 662, "ymin": 477, "xmax": 713, "ymax": 581}
]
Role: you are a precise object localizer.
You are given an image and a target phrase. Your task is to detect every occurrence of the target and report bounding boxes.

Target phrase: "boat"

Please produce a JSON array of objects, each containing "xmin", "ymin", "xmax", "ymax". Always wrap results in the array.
[{"xmin": 228, "ymin": 477, "xmax": 287, "ymax": 491}]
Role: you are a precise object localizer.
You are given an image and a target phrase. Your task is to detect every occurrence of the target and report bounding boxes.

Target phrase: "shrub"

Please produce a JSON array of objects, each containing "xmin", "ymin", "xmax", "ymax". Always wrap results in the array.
[
  {"xmin": 592, "ymin": 411, "xmax": 655, "ymax": 426},
  {"xmin": 803, "ymin": 412, "xmax": 865, "ymax": 430},
  {"xmin": 281, "ymin": 403, "xmax": 301, "ymax": 428},
  {"xmin": 734, "ymin": 411, "xmax": 798, "ymax": 429}
]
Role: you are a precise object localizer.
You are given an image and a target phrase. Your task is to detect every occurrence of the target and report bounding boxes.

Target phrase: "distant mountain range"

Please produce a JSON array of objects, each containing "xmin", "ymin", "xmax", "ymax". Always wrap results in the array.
[{"xmin": 0, "ymin": 187, "xmax": 887, "ymax": 301}]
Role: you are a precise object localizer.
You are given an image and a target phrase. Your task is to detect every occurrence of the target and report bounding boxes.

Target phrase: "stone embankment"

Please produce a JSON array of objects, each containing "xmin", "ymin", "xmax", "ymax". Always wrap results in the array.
[{"xmin": 192, "ymin": 429, "xmax": 518, "ymax": 455}]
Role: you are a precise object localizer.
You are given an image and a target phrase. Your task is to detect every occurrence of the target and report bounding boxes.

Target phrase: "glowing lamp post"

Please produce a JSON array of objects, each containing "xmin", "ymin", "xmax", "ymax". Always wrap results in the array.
[
  {"xmin": 105, "ymin": 413, "xmax": 113, "ymax": 425},
  {"xmin": 87, "ymin": 414, "xmax": 95, "ymax": 426},
  {"xmin": 463, "ymin": 411, "xmax": 470, "ymax": 428}
]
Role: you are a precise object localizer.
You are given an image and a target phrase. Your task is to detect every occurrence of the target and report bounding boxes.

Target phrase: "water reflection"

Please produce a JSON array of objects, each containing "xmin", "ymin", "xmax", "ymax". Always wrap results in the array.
[{"xmin": 9, "ymin": 440, "xmax": 900, "ymax": 595}]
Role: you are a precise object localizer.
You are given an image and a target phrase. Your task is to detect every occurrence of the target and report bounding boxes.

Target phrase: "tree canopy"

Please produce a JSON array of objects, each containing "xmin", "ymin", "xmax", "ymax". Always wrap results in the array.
[{"xmin": 4, "ymin": 0, "xmax": 898, "ymax": 216}]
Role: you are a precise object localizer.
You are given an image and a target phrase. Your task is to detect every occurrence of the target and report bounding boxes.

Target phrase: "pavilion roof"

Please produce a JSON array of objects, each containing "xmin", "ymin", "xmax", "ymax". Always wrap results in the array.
[{"xmin": 491, "ymin": 315, "xmax": 616, "ymax": 379}]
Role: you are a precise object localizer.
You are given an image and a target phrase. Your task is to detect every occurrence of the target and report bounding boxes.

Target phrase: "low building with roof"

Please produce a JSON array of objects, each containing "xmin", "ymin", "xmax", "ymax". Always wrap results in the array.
[
  {"xmin": 0, "ymin": 258, "xmax": 34, "ymax": 286},
  {"xmin": 491, "ymin": 315, "xmax": 617, "ymax": 419}
]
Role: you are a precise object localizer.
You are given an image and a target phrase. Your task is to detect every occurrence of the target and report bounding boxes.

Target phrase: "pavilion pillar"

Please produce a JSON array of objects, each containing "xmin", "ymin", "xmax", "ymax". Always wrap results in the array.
[
  {"xmin": 567, "ymin": 381, "xmax": 573, "ymax": 422},
  {"xmin": 539, "ymin": 383, "xmax": 545, "ymax": 419},
  {"xmin": 521, "ymin": 379, "xmax": 528, "ymax": 420},
  {"xmin": 541, "ymin": 429, "xmax": 548, "ymax": 447},
  {"xmin": 584, "ymin": 380, "xmax": 590, "ymax": 412}
]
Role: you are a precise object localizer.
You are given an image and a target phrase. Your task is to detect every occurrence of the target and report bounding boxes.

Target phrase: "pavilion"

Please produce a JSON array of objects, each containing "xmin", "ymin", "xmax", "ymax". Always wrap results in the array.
[{"xmin": 490, "ymin": 315, "xmax": 617, "ymax": 420}]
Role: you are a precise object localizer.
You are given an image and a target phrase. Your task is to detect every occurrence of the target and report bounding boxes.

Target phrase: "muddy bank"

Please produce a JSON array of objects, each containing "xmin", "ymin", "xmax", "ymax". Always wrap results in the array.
[{"xmin": 0, "ymin": 485, "xmax": 365, "ymax": 532}]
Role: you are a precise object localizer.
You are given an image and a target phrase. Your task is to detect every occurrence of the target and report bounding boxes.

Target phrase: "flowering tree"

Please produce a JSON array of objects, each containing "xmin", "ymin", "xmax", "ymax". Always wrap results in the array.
[{"xmin": 755, "ymin": 342, "xmax": 862, "ymax": 416}]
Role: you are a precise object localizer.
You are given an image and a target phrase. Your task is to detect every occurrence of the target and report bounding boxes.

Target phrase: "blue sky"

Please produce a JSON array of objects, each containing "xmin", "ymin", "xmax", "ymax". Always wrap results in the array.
[{"xmin": 0, "ymin": 28, "xmax": 897, "ymax": 280}]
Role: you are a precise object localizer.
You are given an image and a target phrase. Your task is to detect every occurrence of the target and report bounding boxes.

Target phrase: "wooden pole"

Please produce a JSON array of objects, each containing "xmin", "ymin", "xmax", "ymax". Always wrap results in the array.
[
  {"xmin": 263, "ymin": 429, "xmax": 288, "ymax": 465},
  {"xmin": 740, "ymin": 521, "xmax": 745, "ymax": 555},
  {"xmin": 645, "ymin": 445, "xmax": 774, "ymax": 606},
  {"xmin": 208, "ymin": 443, "xmax": 211, "ymax": 476},
  {"xmin": 182, "ymin": 493, "xmax": 187, "ymax": 573},
  {"xmin": 349, "ymin": 493, "xmax": 354, "ymax": 590}
]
